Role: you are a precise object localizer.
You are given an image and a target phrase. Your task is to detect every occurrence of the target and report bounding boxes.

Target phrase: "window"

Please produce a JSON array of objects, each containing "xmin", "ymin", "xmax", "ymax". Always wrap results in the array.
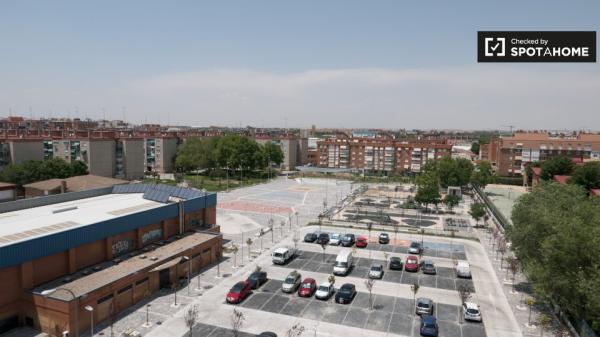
[
  {"xmin": 97, "ymin": 294, "xmax": 113, "ymax": 304},
  {"xmin": 118, "ymin": 285, "xmax": 132, "ymax": 294},
  {"xmin": 135, "ymin": 277, "xmax": 149, "ymax": 285}
]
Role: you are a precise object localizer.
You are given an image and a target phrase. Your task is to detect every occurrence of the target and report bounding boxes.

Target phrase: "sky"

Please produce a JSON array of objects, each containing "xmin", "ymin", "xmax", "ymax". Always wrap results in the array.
[{"xmin": 1, "ymin": 1, "xmax": 599, "ymax": 130}]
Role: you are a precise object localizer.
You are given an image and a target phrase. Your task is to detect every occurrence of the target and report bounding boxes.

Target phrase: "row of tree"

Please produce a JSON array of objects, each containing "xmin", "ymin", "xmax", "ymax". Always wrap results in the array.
[
  {"xmin": 175, "ymin": 135, "xmax": 284, "ymax": 173},
  {"xmin": 414, "ymin": 157, "xmax": 494, "ymax": 210},
  {"xmin": 507, "ymin": 182, "xmax": 600, "ymax": 331},
  {"xmin": 526, "ymin": 155, "xmax": 600, "ymax": 191},
  {"xmin": 0, "ymin": 158, "xmax": 88, "ymax": 188}
]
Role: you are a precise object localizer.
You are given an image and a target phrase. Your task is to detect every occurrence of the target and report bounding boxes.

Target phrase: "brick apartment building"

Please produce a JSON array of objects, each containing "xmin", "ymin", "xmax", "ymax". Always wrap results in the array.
[
  {"xmin": 0, "ymin": 184, "xmax": 220, "ymax": 336},
  {"xmin": 317, "ymin": 134, "xmax": 452, "ymax": 175},
  {"xmin": 480, "ymin": 132, "xmax": 600, "ymax": 176}
]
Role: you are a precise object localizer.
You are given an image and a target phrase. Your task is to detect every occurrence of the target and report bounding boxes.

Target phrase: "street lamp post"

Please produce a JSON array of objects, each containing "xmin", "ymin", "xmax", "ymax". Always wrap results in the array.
[
  {"xmin": 84, "ymin": 305, "xmax": 94, "ymax": 337},
  {"xmin": 40, "ymin": 288, "xmax": 79, "ymax": 337},
  {"xmin": 183, "ymin": 256, "xmax": 191, "ymax": 296},
  {"xmin": 144, "ymin": 304, "xmax": 152, "ymax": 327}
]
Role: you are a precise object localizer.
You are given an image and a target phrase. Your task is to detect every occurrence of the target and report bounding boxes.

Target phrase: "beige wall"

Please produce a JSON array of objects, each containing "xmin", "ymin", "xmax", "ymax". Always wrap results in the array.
[
  {"xmin": 121, "ymin": 139, "xmax": 145, "ymax": 179},
  {"xmin": 9, "ymin": 141, "xmax": 44, "ymax": 164},
  {"xmin": 87, "ymin": 140, "xmax": 116, "ymax": 177}
]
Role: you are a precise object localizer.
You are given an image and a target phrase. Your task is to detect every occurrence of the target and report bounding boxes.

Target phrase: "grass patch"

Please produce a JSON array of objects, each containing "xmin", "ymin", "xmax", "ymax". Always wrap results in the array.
[{"xmin": 184, "ymin": 174, "xmax": 271, "ymax": 192}]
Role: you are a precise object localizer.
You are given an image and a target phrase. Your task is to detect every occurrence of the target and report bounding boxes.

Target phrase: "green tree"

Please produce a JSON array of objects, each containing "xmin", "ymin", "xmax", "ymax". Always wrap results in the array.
[
  {"xmin": 471, "ymin": 161, "xmax": 494, "ymax": 188},
  {"xmin": 414, "ymin": 171, "xmax": 440, "ymax": 211},
  {"xmin": 470, "ymin": 142, "xmax": 480, "ymax": 155},
  {"xmin": 175, "ymin": 137, "xmax": 217, "ymax": 172},
  {"xmin": 469, "ymin": 202, "xmax": 486, "ymax": 225},
  {"xmin": 435, "ymin": 156, "xmax": 473, "ymax": 188},
  {"xmin": 507, "ymin": 183, "xmax": 600, "ymax": 329},
  {"xmin": 443, "ymin": 194, "xmax": 460, "ymax": 213},
  {"xmin": 568, "ymin": 161, "xmax": 600, "ymax": 191},
  {"xmin": 70, "ymin": 160, "xmax": 88, "ymax": 176},
  {"xmin": 540, "ymin": 156, "xmax": 574, "ymax": 180},
  {"xmin": 39, "ymin": 158, "xmax": 73, "ymax": 179},
  {"xmin": 262, "ymin": 142, "xmax": 284, "ymax": 167}
]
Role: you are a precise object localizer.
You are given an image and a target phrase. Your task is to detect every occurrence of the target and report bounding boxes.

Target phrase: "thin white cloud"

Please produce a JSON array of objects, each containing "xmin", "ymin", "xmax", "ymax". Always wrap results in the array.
[{"xmin": 2, "ymin": 66, "xmax": 598, "ymax": 129}]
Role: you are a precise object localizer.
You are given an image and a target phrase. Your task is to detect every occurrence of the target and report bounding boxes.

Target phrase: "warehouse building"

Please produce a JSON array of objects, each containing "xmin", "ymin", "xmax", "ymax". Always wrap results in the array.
[{"xmin": 0, "ymin": 184, "xmax": 220, "ymax": 336}]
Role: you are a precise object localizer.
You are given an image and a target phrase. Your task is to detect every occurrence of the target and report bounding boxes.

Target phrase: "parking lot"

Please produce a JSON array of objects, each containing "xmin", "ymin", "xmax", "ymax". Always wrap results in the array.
[
  {"xmin": 275, "ymin": 249, "xmax": 475, "ymax": 292},
  {"xmin": 238, "ymin": 279, "xmax": 486, "ymax": 337}
]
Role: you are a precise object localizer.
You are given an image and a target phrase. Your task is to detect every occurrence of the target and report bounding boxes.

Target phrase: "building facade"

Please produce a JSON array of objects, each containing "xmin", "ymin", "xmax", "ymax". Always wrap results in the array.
[
  {"xmin": 0, "ymin": 184, "xmax": 219, "ymax": 336},
  {"xmin": 144, "ymin": 137, "xmax": 179, "ymax": 174},
  {"xmin": 317, "ymin": 135, "xmax": 452, "ymax": 175}
]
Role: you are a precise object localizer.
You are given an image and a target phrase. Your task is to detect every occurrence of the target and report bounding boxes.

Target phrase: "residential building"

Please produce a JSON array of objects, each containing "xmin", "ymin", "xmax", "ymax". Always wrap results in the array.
[
  {"xmin": 255, "ymin": 135, "xmax": 308, "ymax": 171},
  {"xmin": 144, "ymin": 137, "xmax": 179, "ymax": 174},
  {"xmin": 0, "ymin": 184, "xmax": 219, "ymax": 335},
  {"xmin": 0, "ymin": 140, "xmax": 44, "ymax": 170},
  {"xmin": 52, "ymin": 139, "xmax": 116, "ymax": 177},
  {"xmin": 116, "ymin": 138, "xmax": 145, "ymax": 179},
  {"xmin": 317, "ymin": 135, "xmax": 452, "ymax": 175}
]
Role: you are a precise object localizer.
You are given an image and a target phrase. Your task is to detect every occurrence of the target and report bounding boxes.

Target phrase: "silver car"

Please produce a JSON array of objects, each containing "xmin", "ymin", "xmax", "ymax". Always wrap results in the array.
[
  {"xmin": 281, "ymin": 272, "xmax": 302, "ymax": 293},
  {"xmin": 368, "ymin": 263, "xmax": 384, "ymax": 279},
  {"xmin": 416, "ymin": 297, "xmax": 434, "ymax": 315}
]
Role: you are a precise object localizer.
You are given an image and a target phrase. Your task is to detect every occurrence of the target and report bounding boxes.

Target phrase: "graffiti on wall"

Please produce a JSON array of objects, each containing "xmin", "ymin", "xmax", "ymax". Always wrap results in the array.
[
  {"xmin": 142, "ymin": 228, "xmax": 163, "ymax": 245},
  {"xmin": 112, "ymin": 239, "xmax": 132, "ymax": 257}
]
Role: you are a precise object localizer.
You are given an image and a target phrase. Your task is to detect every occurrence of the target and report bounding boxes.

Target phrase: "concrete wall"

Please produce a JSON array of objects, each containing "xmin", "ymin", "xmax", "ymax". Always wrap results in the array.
[
  {"xmin": 158, "ymin": 138, "xmax": 178, "ymax": 173},
  {"xmin": 122, "ymin": 139, "xmax": 145, "ymax": 180},
  {"xmin": 87, "ymin": 140, "xmax": 116, "ymax": 177},
  {"xmin": 9, "ymin": 141, "xmax": 44, "ymax": 164}
]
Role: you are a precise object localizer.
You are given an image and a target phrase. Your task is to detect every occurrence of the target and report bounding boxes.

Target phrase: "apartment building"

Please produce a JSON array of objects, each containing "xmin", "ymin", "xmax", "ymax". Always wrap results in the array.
[
  {"xmin": 255, "ymin": 135, "xmax": 308, "ymax": 171},
  {"xmin": 317, "ymin": 135, "xmax": 452, "ymax": 175},
  {"xmin": 487, "ymin": 132, "xmax": 600, "ymax": 176},
  {"xmin": 116, "ymin": 138, "xmax": 145, "ymax": 179},
  {"xmin": 144, "ymin": 137, "xmax": 179, "ymax": 174},
  {"xmin": 0, "ymin": 139, "xmax": 45, "ymax": 170},
  {"xmin": 52, "ymin": 139, "xmax": 116, "ymax": 177}
]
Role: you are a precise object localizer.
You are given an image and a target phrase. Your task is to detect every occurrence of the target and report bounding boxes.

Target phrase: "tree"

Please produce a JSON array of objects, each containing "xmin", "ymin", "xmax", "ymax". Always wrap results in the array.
[
  {"xmin": 497, "ymin": 238, "xmax": 507, "ymax": 269},
  {"xmin": 411, "ymin": 283, "xmax": 420, "ymax": 313},
  {"xmin": 175, "ymin": 137, "xmax": 217, "ymax": 172},
  {"xmin": 268, "ymin": 218, "xmax": 274, "ymax": 243},
  {"xmin": 540, "ymin": 156, "xmax": 575, "ymax": 180},
  {"xmin": 231, "ymin": 244, "xmax": 239, "ymax": 268},
  {"xmin": 414, "ymin": 171, "xmax": 440, "ymax": 211},
  {"xmin": 569, "ymin": 161, "xmax": 600, "ymax": 191},
  {"xmin": 538, "ymin": 314, "xmax": 550, "ymax": 337},
  {"xmin": 285, "ymin": 324, "xmax": 306, "ymax": 337},
  {"xmin": 245, "ymin": 238, "xmax": 253, "ymax": 260},
  {"xmin": 328, "ymin": 274, "xmax": 336, "ymax": 286},
  {"xmin": 435, "ymin": 156, "xmax": 473, "ymax": 188},
  {"xmin": 184, "ymin": 305, "xmax": 199, "ymax": 337},
  {"xmin": 469, "ymin": 202, "xmax": 486, "ymax": 225},
  {"xmin": 262, "ymin": 142, "xmax": 284, "ymax": 167},
  {"xmin": 443, "ymin": 194, "xmax": 460, "ymax": 213},
  {"xmin": 471, "ymin": 161, "xmax": 494, "ymax": 188},
  {"xmin": 70, "ymin": 160, "xmax": 88, "ymax": 175},
  {"xmin": 231, "ymin": 308, "xmax": 245, "ymax": 337},
  {"xmin": 526, "ymin": 298, "xmax": 535, "ymax": 325},
  {"xmin": 365, "ymin": 278, "xmax": 375, "ymax": 310},
  {"xmin": 471, "ymin": 142, "xmax": 480, "ymax": 156}
]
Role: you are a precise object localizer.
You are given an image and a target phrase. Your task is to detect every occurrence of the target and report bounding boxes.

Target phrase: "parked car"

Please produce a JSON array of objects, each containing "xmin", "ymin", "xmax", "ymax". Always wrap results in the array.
[
  {"xmin": 316, "ymin": 233, "xmax": 330, "ymax": 245},
  {"xmin": 405, "ymin": 255, "xmax": 419, "ymax": 272},
  {"xmin": 258, "ymin": 332, "xmax": 277, "ymax": 337},
  {"xmin": 246, "ymin": 271, "xmax": 268, "ymax": 289},
  {"xmin": 378, "ymin": 233, "xmax": 390, "ymax": 244},
  {"xmin": 335, "ymin": 283, "xmax": 357, "ymax": 304},
  {"xmin": 462, "ymin": 302, "xmax": 482, "ymax": 322},
  {"xmin": 333, "ymin": 250, "xmax": 353, "ymax": 276},
  {"xmin": 281, "ymin": 272, "xmax": 302, "ymax": 293},
  {"xmin": 415, "ymin": 297, "xmax": 434, "ymax": 315},
  {"xmin": 408, "ymin": 241, "xmax": 422, "ymax": 254},
  {"xmin": 298, "ymin": 278, "xmax": 317, "ymax": 297},
  {"xmin": 421, "ymin": 260, "xmax": 436, "ymax": 275},
  {"xmin": 419, "ymin": 315, "xmax": 438, "ymax": 336},
  {"xmin": 315, "ymin": 282, "xmax": 335, "ymax": 300},
  {"xmin": 341, "ymin": 233, "xmax": 355, "ymax": 247},
  {"xmin": 329, "ymin": 233, "xmax": 342, "ymax": 245},
  {"xmin": 272, "ymin": 246, "xmax": 296, "ymax": 265},
  {"xmin": 389, "ymin": 256, "xmax": 403, "ymax": 270},
  {"xmin": 226, "ymin": 281, "xmax": 252, "ymax": 304},
  {"xmin": 456, "ymin": 261, "xmax": 472, "ymax": 278},
  {"xmin": 368, "ymin": 263, "xmax": 384, "ymax": 279},
  {"xmin": 304, "ymin": 232, "xmax": 318, "ymax": 243},
  {"xmin": 356, "ymin": 235, "xmax": 368, "ymax": 248}
]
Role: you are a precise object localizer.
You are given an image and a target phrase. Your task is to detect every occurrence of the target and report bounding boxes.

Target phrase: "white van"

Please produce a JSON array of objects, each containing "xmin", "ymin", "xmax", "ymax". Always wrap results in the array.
[
  {"xmin": 272, "ymin": 247, "xmax": 296, "ymax": 265},
  {"xmin": 333, "ymin": 250, "xmax": 353, "ymax": 276},
  {"xmin": 455, "ymin": 261, "xmax": 472, "ymax": 278}
]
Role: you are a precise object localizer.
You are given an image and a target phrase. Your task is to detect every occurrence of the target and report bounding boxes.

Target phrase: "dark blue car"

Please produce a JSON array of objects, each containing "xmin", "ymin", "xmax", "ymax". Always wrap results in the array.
[{"xmin": 419, "ymin": 315, "xmax": 438, "ymax": 336}]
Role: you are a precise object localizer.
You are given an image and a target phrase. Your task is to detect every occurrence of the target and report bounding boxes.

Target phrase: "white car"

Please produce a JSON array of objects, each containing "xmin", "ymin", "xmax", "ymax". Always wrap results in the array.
[
  {"xmin": 315, "ymin": 282, "xmax": 335, "ymax": 300},
  {"xmin": 462, "ymin": 302, "xmax": 482, "ymax": 322},
  {"xmin": 455, "ymin": 261, "xmax": 472, "ymax": 278},
  {"xmin": 368, "ymin": 263, "xmax": 384, "ymax": 279},
  {"xmin": 329, "ymin": 233, "xmax": 341, "ymax": 245}
]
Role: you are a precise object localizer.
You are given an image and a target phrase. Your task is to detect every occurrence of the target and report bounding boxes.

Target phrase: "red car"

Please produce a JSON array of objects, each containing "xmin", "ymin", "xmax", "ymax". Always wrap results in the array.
[
  {"xmin": 298, "ymin": 278, "xmax": 317, "ymax": 297},
  {"xmin": 226, "ymin": 281, "xmax": 252, "ymax": 304},
  {"xmin": 355, "ymin": 235, "xmax": 368, "ymax": 248},
  {"xmin": 405, "ymin": 255, "xmax": 419, "ymax": 272}
]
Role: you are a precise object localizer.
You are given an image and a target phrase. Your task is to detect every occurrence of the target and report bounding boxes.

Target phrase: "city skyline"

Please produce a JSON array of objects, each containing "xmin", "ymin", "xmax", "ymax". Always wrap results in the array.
[{"xmin": 1, "ymin": 1, "xmax": 599, "ymax": 129}]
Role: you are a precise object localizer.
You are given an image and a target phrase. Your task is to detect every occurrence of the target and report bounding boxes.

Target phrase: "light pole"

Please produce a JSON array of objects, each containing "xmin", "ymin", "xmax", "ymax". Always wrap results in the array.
[
  {"xmin": 41, "ymin": 288, "xmax": 80, "ymax": 337},
  {"xmin": 144, "ymin": 304, "xmax": 152, "ymax": 327},
  {"xmin": 84, "ymin": 305, "xmax": 94, "ymax": 337},
  {"xmin": 183, "ymin": 256, "xmax": 191, "ymax": 296},
  {"xmin": 295, "ymin": 211, "xmax": 299, "ymax": 228},
  {"xmin": 241, "ymin": 230, "xmax": 245, "ymax": 266}
]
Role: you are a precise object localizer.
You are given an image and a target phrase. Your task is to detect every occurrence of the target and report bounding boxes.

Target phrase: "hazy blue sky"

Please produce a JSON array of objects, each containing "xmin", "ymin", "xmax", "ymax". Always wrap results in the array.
[{"xmin": 1, "ymin": 1, "xmax": 599, "ymax": 129}]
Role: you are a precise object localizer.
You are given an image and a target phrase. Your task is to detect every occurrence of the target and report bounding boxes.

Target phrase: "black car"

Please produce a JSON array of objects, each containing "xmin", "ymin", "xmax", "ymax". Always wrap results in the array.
[
  {"xmin": 378, "ymin": 233, "xmax": 390, "ymax": 244},
  {"xmin": 246, "ymin": 271, "xmax": 268, "ymax": 289},
  {"xmin": 421, "ymin": 260, "xmax": 437, "ymax": 275},
  {"xmin": 340, "ymin": 234, "xmax": 356, "ymax": 247},
  {"xmin": 316, "ymin": 233, "xmax": 330, "ymax": 245},
  {"xmin": 335, "ymin": 283, "xmax": 357, "ymax": 304},
  {"xmin": 304, "ymin": 232, "xmax": 318, "ymax": 243},
  {"xmin": 258, "ymin": 333, "xmax": 277, "ymax": 337},
  {"xmin": 419, "ymin": 314, "xmax": 438, "ymax": 336},
  {"xmin": 389, "ymin": 256, "xmax": 403, "ymax": 270}
]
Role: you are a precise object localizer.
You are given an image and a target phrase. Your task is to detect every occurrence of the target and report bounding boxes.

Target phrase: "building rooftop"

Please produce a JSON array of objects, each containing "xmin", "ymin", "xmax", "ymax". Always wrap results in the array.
[
  {"xmin": 0, "ymin": 193, "xmax": 163, "ymax": 248},
  {"xmin": 22, "ymin": 174, "xmax": 128, "ymax": 193},
  {"xmin": 33, "ymin": 231, "xmax": 220, "ymax": 300}
]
